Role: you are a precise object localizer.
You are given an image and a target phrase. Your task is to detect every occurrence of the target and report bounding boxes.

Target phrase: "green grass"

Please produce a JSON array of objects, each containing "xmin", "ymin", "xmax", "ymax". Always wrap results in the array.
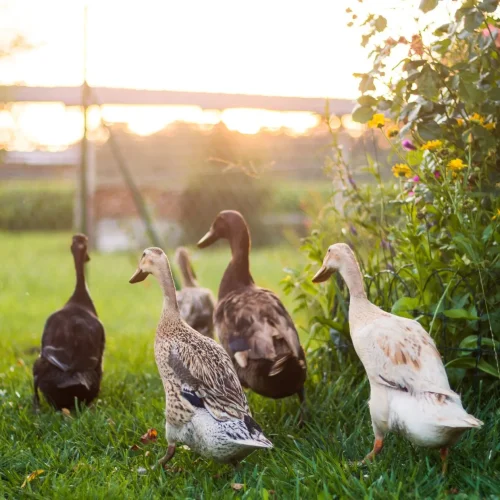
[{"xmin": 0, "ymin": 232, "xmax": 498, "ymax": 498}]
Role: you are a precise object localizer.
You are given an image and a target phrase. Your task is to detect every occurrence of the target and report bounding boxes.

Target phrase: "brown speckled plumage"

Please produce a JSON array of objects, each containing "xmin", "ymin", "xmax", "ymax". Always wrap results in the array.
[
  {"xmin": 197, "ymin": 211, "xmax": 307, "ymax": 418},
  {"xmin": 130, "ymin": 247, "xmax": 272, "ymax": 466}
]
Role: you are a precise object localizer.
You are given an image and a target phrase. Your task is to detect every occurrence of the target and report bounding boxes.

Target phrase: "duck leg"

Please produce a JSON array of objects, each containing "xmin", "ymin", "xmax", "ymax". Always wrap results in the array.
[
  {"xmin": 158, "ymin": 443, "xmax": 176, "ymax": 469},
  {"xmin": 440, "ymin": 447, "xmax": 449, "ymax": 475},
  {"xmin": 33, "ymin": 380, "xmax": 40, "ymax": 413},
  {"xmin": 297, "ymin": 387, "xmax": 307, "ymax": 427},
  {"xmin": 362, "ymin": 437, "xmax": 384, "ymax": 463}
]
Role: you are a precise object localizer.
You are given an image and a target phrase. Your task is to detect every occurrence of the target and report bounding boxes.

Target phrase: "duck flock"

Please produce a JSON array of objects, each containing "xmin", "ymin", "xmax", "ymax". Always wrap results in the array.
[{"xmin": 32, "ymin": 210, "xmax": 482, "ymax": 474}]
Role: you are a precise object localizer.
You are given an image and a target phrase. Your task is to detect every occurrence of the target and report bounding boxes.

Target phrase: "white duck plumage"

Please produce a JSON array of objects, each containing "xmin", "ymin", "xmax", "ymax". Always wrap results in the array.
[
  {"xmin": 313, "ymin": 243, "xmax": 482, "ymax": 472},
  {"xmin": 129, "ymin": 247, "xmax": 272, "ymax": 466}
]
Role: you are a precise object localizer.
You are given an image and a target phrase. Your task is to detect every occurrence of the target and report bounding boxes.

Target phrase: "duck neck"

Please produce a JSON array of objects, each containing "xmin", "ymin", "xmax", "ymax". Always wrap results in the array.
[
  {"xmin": 68, "ymin": 251, "xmax": 96, "ymax": 314},
  {"xmin": 179, "ymin": 255, "xmax": 198, "ymax": 288},
  {"xmin": 219, "ymin": 227, "xmax": 254, "ymax": 300},
  {"xmin": 156, "ymin": 259, "xmax": 181, "ymax": 326},
  {"xmin": 339, "ymin": 254, "xmax": 367, "ymax": 299}
]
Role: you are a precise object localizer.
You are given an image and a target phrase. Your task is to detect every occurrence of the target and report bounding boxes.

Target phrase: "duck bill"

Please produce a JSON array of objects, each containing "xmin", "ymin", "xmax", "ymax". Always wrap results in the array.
[
  {"xmin": 312, "ymin": 265, "xmax": 334, "ymax": 283},
  {"xmin": 129, "ymin": 268, "xmax": 149, "ymax": 284},
  {"xmin": 197, "ymin": 229, "xmax": 218, "ymax": 248}
]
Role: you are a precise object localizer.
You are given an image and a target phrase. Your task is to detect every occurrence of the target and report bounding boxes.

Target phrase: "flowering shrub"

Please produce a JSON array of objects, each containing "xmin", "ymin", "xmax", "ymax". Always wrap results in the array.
[{"xmin": 284, "ymin": 0, "xmax": 500, "ymax": 381}]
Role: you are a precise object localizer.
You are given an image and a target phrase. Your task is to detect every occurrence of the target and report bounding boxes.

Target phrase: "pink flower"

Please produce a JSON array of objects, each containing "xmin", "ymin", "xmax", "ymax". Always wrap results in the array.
[
  {"xmin": 408, "ymin": 191, "xmax": 415, "ymax": 197},
  {"xmin": 412, "ymin": 175, "xmax": 420, "ymax": 182},
  {"xmin": 402, "ymin": 139, "xmax": 416, "ymax": 151},
  {"xmin": 482, "ymin": 25, "xmax": 500, "ymax": 48},
  {"xmin": 434, "ymin": 171, "xmax": 441, "ymax": 179}
]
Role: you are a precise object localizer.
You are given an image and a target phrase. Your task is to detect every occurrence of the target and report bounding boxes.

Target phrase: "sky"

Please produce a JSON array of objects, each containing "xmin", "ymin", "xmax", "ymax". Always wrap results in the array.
[
  {"xmin": 0, "ymin": 0, "xmax": 433, "ymax": 99},
  {"xmin": 0, "ymin": 0, "xmax": 455, "ymax": 147}
]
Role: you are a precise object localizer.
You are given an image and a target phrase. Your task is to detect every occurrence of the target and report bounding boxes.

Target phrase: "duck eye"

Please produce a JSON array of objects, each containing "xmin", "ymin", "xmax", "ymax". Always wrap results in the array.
[{"xmin": 141, "ymin": 252, "xmax": 146, "ymax": 259}]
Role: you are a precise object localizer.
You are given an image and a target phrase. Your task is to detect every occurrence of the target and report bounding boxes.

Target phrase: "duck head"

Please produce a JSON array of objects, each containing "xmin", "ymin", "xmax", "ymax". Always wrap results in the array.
[
  {"xmin": 129, "ymin": 247, "xmax": 165, "ymax": 283},
  {"xmin": 197, "ymin": 210, "xmax": 248, "ymax": 248},
  {"xmin": 71, "ymin": 233, "xmax": 90, "ymax": 263},
  {"xmin": 312, "ymin": 243, "xmax": 354, "ymax": 283}
]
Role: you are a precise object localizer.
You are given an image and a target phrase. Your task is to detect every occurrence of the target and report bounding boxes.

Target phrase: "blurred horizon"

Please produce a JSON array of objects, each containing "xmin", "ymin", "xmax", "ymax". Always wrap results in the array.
[{"xmin": 0, "ymin": 0, "xmax": 454, "ymax": 149}]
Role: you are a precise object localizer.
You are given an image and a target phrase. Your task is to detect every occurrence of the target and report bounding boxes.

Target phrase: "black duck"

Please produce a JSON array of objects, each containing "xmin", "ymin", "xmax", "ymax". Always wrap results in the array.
[{"xmin": 33, "ymin": 234, "xmax": 105, "ymax": 410}]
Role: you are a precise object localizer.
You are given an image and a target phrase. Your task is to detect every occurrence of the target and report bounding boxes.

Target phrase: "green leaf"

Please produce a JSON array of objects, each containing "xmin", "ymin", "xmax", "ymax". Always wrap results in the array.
[
  {"xmin": 374, "ymin": 16, "xmax": 387, "ymax": 32},
  {"xmin": 391, "ymin": 296, "xmax": 419, "ymax": 318},
  {"xmin": 459, "ymin": 335, "xmax": 500, "ymax": 350},
  {"xmin": 404, "ymin": 60, "xmax": 426, "ymax": 75},
  {"xmin": 478, "ymin": 0, "xmax": 499, "ymax": 13},
  {"xmin": 443, "ymin": 308, "xmax": 480, "ymax": 320},
  {"xmin": 358, "ymin": 74, "xmax": 376, "ymax": 93},
  {"xmin": 482, "ymin": 224, "xmax": 494, "ymax": 243},
  {"xmin": 352, "ymin": 105, "xmax": 375, "ymax": 123},
  {"xmin": 378, "ymin": 99, "xmax": 393, "ymax": 110},
  {"xmin": 415, "ymin": 66, "xmax": 440, "ymax": 99},
  {"xmin": 489, "ymin": 88, "xmax": 500, "ymax": 101},
  {"xmin": 420, "ymin": 0, "xmax": 439, "ymax": 13},
  {"xmin": 357, "ymin": 95, "xmax": 377, "ymax": 107},
  {"xmin": 416, "ymin": 120, "xmax": 441, "ymax": 140},
  {"xmin": 464, "ymin": 10, "xmax": 483, "ymax": 31},
  {"xmin": 459, "ymin": 81, "xmax": 484, "ymax": 103},
  {"xmin": 433, "ymin": 23, "xmax": 450, "ymax": 35},
  {"xmin": 446, "ymin": 357, "xmax": 500, "ymax": 378}
]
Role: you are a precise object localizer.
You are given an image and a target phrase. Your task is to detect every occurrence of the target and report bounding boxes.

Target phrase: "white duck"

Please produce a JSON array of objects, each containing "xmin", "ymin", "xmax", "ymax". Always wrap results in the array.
[
  {"xmin": 129, "ymin": 247, "xmax": 272, "ymax": 466},
  {"xmin": 312, "ymin": 243, "xmax": 483, "ymax": 473}
]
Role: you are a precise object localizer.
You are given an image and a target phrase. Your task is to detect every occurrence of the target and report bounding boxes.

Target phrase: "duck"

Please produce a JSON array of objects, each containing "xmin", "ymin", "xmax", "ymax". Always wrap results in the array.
[
  {"xmin": 197, "ymin": 210, "xmax": 307, "ymax": 423},
  {"xmin": 129, "ymin": 247, "xmax": 272, "ymax": 466},
  {"xmin": 174, "ymin": 247, "xmax": 215, "ymax": 338},
  {"xmin": 312, "ymin": 243, "xmax": 483, "ymax": 473},
  {"xmin": 33, "ymin": 234, "xmax": 105, "ymax": 411}
]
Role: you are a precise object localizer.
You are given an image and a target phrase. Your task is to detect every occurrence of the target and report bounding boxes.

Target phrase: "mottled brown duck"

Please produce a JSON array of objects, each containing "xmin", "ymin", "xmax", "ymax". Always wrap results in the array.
[
  {"xmin": 129, "ymin": 247, "xmax": 272, "ymax": 466},
  {"xmin": 33, "ymin": 234, "xmax": 105, "ymax": 411},
  {"xmin": 175, "ymin": 247, "xmax": 215, "ymax": 338},
  {"xmin": 197, "ymin": 210, "xmax": 307, "ymax": 422}
]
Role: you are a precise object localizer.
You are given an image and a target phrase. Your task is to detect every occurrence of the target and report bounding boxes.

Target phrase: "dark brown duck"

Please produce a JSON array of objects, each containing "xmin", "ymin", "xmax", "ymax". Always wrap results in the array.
[
  {"xmin": 198, "ymin": 211, "xmax": 307, "ymax": 420},
  {"xmin": 33, "ymin": 234, "xmax": 105, "ymax": 410}
]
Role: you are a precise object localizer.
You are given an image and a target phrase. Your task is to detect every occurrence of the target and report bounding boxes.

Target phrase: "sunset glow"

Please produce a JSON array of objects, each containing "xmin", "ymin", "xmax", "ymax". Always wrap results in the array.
[{"xmin": 0, "ymin": 0, "xmax": 456, "ymax": 149}]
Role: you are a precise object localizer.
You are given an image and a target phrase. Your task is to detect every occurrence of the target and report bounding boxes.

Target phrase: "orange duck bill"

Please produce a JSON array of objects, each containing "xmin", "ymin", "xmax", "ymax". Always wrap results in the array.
[
  {"xmin": 311, "ymin": 265, "xmax": 335, "ymax": 283},
  {"xmin": 197, "ymin": 228, "xmax": 219, "ymax": 248}
]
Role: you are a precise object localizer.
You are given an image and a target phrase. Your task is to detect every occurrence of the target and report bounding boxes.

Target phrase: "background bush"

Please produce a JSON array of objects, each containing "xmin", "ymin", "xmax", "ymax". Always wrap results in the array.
[
  {"xmin": 284, "ymin": 0, "xmax": 500, "ymax": 383},
  {"xmin": 0, "ymin": 184, "xmax": 74, "ymax": 231}
]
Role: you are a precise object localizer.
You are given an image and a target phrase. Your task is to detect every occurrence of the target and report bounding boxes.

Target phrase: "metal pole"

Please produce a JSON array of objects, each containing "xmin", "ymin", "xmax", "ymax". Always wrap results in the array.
[
  {"xmin": 79, "ymin": 4, "xmax": 89, "ymax": 237},
  {"xmin": 91, "ymin": 91, "xmax": 180, "ymax": 290}
]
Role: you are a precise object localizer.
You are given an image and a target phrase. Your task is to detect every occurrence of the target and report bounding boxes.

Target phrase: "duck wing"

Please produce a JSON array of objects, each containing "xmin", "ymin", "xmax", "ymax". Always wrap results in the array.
[
  {"xmin": 355, "ymin": 315, "xmax": 456, "ymax": 400},
  {"xmin": 168, "ymin": 330, "xmax": 250, "ymax": 421},
  {"xmin": 214, "ymin": 288, "xmax": 302, "ymax": 373},
  {"xmin": 40, "ymin": 306, "xmax": 105, "ymax": 374}
]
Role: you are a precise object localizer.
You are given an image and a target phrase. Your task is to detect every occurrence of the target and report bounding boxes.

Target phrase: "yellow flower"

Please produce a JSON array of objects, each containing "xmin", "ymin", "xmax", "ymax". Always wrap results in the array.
[
  {"xmin": 421, "ymin": 139, "xmax": 443, "ymax": 151},
  {"xmin": 456, "ymin": 118, "xmax": 465, "ymax": 127},
  {"xmin": 447, "ymin": 158, "xmax": 466, "ymax": 171},
  {"xmin": 367, "ymin": 113, "xmax": 386, "ymax": 128},
  {"xmin": 493, "ymin": 209, "xmax": 500, "ymax": 221},
  {"xmin": 392, "ymin": 163, "xmax": 412, "ymax": 178},
  {"xmin": 387, "ymin": 126, "xmax": 399, "ymax": 138},
  {"xmin": 484, "ymin": 122, "xmax": 496, "ymax": 131},
  {"xmin": 470, "ymin": 112, "xmax": 485, "ymax": 125}
]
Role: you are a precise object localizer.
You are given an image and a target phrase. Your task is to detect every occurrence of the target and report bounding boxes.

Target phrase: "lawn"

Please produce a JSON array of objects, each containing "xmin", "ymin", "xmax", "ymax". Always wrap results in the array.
[{"xmin": 0, "ymin": 232, "xmax": 498, "ymax": 498}]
